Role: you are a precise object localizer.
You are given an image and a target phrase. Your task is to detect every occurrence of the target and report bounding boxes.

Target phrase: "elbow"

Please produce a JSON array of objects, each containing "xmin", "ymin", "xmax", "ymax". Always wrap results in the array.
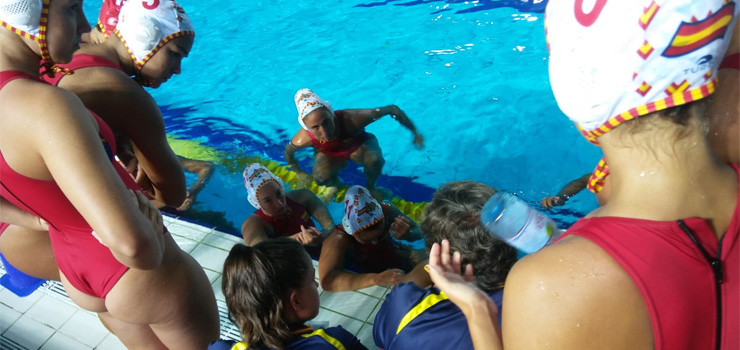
[
  {"xmin": 319, "ymin": 270, "xmax": 337, "ymax": 291},
  {"xmin": 114, "ymin": 236, "xmax": 164, "ymax": 270}
]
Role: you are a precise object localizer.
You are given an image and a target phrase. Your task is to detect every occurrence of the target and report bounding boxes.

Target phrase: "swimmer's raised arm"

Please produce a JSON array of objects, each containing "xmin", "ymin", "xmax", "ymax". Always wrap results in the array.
[{"xmin": 344, "ymin": 105, "xmax": 424, "ymax": 149}]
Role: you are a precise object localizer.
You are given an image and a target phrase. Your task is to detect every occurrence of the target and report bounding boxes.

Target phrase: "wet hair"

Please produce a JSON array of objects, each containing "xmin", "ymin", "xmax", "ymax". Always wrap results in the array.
[
  {"xmin": 422, "ymin": 181, "xmax": 517, "ymax": 291},
  {"xmin": 222, "ymin": 239, "xmax": 311, "ymax": 350},
  {"xmin": 614, "ymin": 98, "xmax": 709, "ymax": 149}
]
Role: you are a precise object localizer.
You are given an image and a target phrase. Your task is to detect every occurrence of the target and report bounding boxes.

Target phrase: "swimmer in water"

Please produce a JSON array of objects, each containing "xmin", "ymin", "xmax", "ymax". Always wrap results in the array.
[{"xmin": 285, "ymin": 89, "xmax": 423, "ymax": 202}]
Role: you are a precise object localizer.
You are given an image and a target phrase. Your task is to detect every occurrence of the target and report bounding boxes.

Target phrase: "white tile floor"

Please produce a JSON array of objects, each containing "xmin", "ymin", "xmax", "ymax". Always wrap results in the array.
[{"xmin": 0, "ymin": 214, "xmax": 388, "ymax": 350}]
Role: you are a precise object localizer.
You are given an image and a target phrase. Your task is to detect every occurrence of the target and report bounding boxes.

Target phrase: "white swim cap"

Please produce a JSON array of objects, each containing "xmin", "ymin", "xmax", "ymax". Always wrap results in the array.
[
  {"xmin": 243, "ymin": 163, "xmax": 285, "ymax": 210},
  {"xmin": 0, "ymin": 0, "xmax": 52, "ymax": 63},
  {"xmin": 342, "ymin": 185, "xmax": 384, "ymax": 235},
  {"xmin": 294, "ymin": 88, "xmax": 334, "ymax": 130},
  {"xmin": 546, "ymin": 0, "xmax": 738, "ymax": 144},
  {"xmin": 114, "ymin": 0, "xmax": 194, "ymax": 70}
]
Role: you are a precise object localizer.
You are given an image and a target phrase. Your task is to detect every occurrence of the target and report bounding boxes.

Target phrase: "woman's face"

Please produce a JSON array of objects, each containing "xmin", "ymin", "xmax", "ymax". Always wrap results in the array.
[
  {"xmin": 137, "ymin": 35, "xmax": 194, "ymax": 88},
  {"xmin": 46, "ymin": 0, "xmax": 91, "ymax": 63},
  {"xmin": 292, "ymin": 256, "xmax": 320, "ymax": 322},
  {"xmin": 257, "ymin": 181, "xmax": 287, "ymax": 216},
  {"xmin": 303, "ymin": 108, "xmax": 336, "ymax": 142},
  {"xmin": 352, "ymin": 221, "xmax": 385, "ymax": 245}
]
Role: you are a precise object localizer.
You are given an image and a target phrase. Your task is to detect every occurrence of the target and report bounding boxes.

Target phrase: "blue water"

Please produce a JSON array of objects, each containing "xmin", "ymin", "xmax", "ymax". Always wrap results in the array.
[{"xmin": 83, "ymin": 0, "xmax": 601, "ymax": 235}]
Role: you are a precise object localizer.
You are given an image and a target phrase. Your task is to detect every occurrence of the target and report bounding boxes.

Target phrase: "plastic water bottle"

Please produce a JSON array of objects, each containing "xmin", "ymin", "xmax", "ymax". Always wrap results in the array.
[{"xmin": 480, "ymin": 192, "xmax": 561, "ymax": 254}]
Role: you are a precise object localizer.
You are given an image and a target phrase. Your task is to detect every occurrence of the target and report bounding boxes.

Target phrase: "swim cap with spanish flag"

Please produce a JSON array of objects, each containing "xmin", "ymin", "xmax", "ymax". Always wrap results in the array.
[
  {"xmin": 113, "ymin": 0, "xmax": 193, "ymax": 71},
  {"xmin": 0, "ymin": 0, "xmax": 53, "ymax": 66},
  {"xmin": 97, "ymin": 0, "xmax": 124, "ymax": 38},
  {"xmin": 342, "ymin": 185, "xmax": 384, "ymax": 235},
  {"xmin": 295, "ymin": 88, "xmax": 334, "ymax": 130},
  {"xmin": 546, "ymin": 0, "xmax": 738, "ymax": 145},
  {"xmin": 243, "ymin": 163, "xmax": 285, "ymax": 210}
]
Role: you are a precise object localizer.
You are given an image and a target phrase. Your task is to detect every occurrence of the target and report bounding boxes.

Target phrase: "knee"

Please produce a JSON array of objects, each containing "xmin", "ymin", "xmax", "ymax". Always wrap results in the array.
[
  {"xmin": 313, "ymin": 169, "xmax": 331, "ymax": 186},
  {"xmin": 365, "ymin": 154, "xmax": 385, "ymax": 169}
]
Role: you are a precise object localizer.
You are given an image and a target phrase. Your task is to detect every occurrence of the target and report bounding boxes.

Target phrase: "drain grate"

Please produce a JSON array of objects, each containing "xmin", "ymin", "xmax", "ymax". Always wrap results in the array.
[
  {"xmin": 218, "ymin": 300, "xmax": 242, "ymax": 341},
  {"xmin": 0, "ymin": 335, "xmax": 27, "ymax": 350}
]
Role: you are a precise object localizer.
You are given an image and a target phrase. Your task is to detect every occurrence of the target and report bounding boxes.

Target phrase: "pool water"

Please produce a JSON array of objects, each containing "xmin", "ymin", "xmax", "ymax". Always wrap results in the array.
[{"xmin": 83, "ymin": 0, "xmax": 601, "ymax": 236}]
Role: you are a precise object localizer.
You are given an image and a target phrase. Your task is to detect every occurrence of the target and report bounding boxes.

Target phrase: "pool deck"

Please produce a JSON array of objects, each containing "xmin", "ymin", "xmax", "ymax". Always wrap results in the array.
[{"xmin": 0, "ymin": 215, "xmax": 387, "ymax": 350}]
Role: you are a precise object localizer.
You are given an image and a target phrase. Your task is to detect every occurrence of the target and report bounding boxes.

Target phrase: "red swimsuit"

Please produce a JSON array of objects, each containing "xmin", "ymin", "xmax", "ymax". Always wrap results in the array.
[
  {"xmin": 308, "ymin": 110, "xmax": 369, "ymax": 160},
  {"xmin": 719, "ymin": 52, "xmax": 739, "ymax": 70},
  {"xmin": 559, "ymin": 163, "xmax": 739, "ymax": 349},
  {"xmin": 42, "ymin": 54, "xmax": 124, "ymax": 86},
  {"xmin": 335, "ymin": 224, "xmax": 398, "ymax": 273},
  {"xmin": 0, "ymin": 71, "xmax": 138, "ymax": 298},
  {"xmin": 254, "ymin": 197, "xmax": 314, "ymax": 237}
]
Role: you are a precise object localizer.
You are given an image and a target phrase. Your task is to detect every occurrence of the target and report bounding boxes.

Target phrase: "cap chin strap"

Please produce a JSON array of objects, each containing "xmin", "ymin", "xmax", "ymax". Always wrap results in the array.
[{"xmin": 35, "ymin": 0, "xmax": 54, "ymax": 77}]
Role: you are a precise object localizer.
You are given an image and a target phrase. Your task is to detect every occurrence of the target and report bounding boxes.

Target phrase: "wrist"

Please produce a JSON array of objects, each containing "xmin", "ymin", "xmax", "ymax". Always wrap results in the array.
[{"xmin": 462, "ymin": 291, "xmax": 495, "ymax": 316}]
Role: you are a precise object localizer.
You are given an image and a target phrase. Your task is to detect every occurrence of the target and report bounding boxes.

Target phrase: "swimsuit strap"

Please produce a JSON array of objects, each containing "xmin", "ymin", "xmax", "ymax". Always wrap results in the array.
[
  {"xmin": 0, "ymin": 71, "xmax": 44, "ymax": 90},
  {"xmin": 42, "ymin": 54, "xmax": 125, "ymax": 86}
]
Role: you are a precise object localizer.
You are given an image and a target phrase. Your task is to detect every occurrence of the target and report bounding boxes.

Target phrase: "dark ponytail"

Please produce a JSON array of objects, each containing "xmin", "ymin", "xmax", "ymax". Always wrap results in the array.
[{"xmin": 222, "ymin": 239, "xmax": 310, "ymax": 349}]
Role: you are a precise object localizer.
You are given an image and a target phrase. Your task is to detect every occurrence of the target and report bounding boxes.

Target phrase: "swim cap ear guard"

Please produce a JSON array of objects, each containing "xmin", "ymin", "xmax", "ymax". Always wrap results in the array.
[
  {"xmin": 97, "ymin": 0, "xmax": 124, "ymax": 38},
  {"xmin": 0, "ymin": 0, "xmax": 56, "ymax": 75},
  {"xmin": 114, "ymin": 0, "xmax": 194, "ymax": 72}
]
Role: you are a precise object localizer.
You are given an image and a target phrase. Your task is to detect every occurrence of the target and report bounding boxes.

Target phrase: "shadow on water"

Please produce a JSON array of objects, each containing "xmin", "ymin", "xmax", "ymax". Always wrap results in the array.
[{"xmin": 355, "ymin": 0, "xmax": 548, "ymax": 14}]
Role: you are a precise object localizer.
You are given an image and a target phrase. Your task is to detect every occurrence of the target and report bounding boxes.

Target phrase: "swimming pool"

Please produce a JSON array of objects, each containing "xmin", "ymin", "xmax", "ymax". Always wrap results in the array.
[{"xmin": 84, "ymin": 0, "xmax": 601, "ymax": 235}]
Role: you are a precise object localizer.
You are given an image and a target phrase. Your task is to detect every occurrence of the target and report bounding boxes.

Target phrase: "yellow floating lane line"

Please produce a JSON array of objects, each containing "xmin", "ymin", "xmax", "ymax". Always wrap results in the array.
[{"xmin": 166, "ymin": 134, "xmax": 429, "ymax": 222}]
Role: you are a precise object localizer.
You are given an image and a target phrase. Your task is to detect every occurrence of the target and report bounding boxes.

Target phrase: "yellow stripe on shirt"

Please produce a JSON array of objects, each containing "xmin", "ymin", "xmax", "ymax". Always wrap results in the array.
[
  {"xmin": 396, "ymin": 291, "xmax": 449, "ymax": 335},
  {"xmin": 301, "ymin": 328, "xmax": 347, "ymax": 350},
  {"xmin": 230, "ymin": 342, "xmax": 248, "ymax": 350}
]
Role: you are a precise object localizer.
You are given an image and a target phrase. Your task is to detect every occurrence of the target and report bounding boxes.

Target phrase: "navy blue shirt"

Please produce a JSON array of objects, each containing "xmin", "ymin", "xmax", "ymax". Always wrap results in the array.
[
  {"xmin": 208, "ymin": 326, "xmax": 367, "ymax": 350},
  {"xmin": 373, "ymin": 282, "xmax": 504, "ymax": 350}
]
